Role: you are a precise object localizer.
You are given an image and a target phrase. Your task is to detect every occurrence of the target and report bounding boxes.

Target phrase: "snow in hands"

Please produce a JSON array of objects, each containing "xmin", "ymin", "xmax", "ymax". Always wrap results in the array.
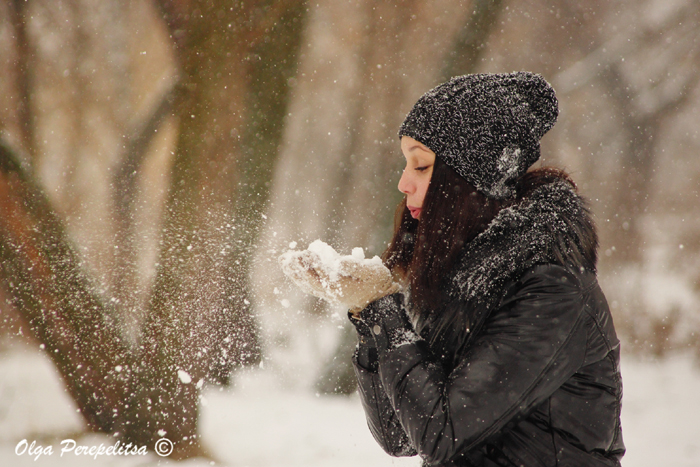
[{"xmin": 278, "ymin": 240, "xmax": 396, "ymax": 308}]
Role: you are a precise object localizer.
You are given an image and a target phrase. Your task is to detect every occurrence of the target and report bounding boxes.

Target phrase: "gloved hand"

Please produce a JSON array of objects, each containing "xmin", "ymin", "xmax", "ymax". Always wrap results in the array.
[
  {"xmin": 348, "ymin": 296, "xmax": 418, "ymax": 372},
  {"xmin": 357, "ymin": 293, "xmax": 421, "ymax": 353},
  {"xmin": 348, "ymin": 311, "xmax": 378, "ymax": 372},
  {"xmin": 279, "ymin": 248, "xmax": 400, "ymax": 311}
]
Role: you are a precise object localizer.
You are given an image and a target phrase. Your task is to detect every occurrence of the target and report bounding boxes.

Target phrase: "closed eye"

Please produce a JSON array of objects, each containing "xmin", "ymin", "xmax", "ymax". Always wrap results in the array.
[{"xmin": 415, "ymin": 165, "xmax": 430, "ymax": 172}]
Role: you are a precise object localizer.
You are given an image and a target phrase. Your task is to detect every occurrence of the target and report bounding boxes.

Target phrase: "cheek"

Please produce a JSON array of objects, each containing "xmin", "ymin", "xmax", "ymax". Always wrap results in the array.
[{"xmin": 418, "ymin": 178, "xmax": 430, "ymax": 200}]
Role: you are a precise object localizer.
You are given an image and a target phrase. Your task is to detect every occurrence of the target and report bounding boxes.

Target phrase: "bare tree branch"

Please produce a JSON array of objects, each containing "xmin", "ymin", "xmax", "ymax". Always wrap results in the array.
[
  {"xmin": 441, "ymin": 0, "xmax": 505, "ymax": 81},
  {"xmin": 7, "ymin": 0, "xmax": 35, "ymax": 162},
  {"xmin": 555, "ymin": 0, "xmax": 697, "ymax": 94},
  {"xmin": 111, "ymin": 77, "xmax": 178, "ymax": 323}
]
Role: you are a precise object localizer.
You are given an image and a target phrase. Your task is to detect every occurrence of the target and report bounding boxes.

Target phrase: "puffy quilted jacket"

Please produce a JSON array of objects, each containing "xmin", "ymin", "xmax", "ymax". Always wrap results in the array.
[{"xmin": 352, "ymin": 180, "xmax": 625, "ymax": 466}]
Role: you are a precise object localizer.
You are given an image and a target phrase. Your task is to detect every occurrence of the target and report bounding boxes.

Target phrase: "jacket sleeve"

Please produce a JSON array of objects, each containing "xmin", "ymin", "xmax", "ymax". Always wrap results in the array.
[
  {"xmin": 375, "ymin": 266, "xmax": 588, "ymax": 465},
  {"xmin": 352, "ymin": 351, "xmax": 418, "ymax": 457}
]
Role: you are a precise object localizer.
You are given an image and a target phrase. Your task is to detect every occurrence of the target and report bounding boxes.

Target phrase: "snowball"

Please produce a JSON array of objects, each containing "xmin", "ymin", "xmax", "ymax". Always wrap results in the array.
[
  {"xmin": 351, "ymin": 247, "xmax": 365, "ymax": 261},
  {"xmin": 278, "ymin": 239, "xmax": 391, "ymax": 305},
  {"xmin": 307, "ymin": 240, "xmax": 342, "ymax": 278}
]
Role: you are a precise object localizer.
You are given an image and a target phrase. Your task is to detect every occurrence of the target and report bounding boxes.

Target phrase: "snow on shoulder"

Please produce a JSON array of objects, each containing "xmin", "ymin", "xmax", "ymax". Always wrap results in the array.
[{"xmin": 278, "ymin": 240, "xmax": 389, "ymax": 305}]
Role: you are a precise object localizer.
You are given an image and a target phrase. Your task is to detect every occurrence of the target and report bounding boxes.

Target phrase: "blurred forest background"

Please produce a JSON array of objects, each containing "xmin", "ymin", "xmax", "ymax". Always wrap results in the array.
[{"xmin": 1, "ymin": 0, "xmax": 699, "ymax": 459}]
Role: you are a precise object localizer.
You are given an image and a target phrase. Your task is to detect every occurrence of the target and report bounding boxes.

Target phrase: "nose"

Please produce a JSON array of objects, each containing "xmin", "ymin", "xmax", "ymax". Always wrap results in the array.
[{"xmin": 398, "ymin": 169, "xmax": 413, "ymax": 195}]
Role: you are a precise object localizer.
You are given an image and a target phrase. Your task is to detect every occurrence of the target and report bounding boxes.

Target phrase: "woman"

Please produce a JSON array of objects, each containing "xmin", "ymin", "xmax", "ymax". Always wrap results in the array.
[{"xmin": 287, "ymin": 72, "xmax": 624, "ymax": 466}]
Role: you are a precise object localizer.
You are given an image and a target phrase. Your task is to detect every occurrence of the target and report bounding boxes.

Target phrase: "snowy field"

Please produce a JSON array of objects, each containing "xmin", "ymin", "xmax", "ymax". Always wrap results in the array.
[{"xmin": 0, "ymin": 344, "xmax": 698, "ymax": 467}]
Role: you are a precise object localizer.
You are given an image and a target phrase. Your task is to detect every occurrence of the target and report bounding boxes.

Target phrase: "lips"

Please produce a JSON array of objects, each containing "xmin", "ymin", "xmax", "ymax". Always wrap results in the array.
[{"xmin": 408, "ymin": 206, "xmax": 421, "ymax": 219}]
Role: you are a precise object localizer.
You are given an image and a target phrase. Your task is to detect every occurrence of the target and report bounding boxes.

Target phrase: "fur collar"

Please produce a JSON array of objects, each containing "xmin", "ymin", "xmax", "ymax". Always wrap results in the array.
[{"xmin": 417, "ymin": 178, "xmax": 597, "ymax": 359}]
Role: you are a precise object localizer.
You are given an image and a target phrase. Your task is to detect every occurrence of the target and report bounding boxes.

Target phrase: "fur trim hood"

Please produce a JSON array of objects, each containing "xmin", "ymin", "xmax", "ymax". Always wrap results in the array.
[{"xmin": 417, "ymin": 178, "xmax": 598, "ymax": 357}]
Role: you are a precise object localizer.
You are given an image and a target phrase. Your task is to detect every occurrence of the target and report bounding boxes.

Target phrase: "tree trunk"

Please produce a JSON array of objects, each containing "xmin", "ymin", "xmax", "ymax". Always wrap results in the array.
[
  {"xmin": 0, "ymin": 141, "xmax": 132, "ymax": 433},
  {"xmin": 119, "ymin": 0, "xmax": 304, "ymax": 455}
]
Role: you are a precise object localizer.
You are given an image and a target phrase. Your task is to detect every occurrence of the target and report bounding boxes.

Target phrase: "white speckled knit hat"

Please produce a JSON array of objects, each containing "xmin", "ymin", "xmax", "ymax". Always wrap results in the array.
[{"xmin": 398, "ymin": 72, "xmax": 558, "ymax": 199}]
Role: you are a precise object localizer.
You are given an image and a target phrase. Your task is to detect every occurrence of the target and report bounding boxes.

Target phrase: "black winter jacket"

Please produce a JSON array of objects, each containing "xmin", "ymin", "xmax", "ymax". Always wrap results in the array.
[{"xmin": 351, "ymin": 180, "xmax": 625, "ymax": 466}]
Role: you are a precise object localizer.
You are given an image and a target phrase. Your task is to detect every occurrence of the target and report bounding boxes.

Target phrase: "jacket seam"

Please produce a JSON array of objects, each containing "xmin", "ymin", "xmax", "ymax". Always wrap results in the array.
[
  {"xmin": 464, "ymin": 310, "xmax": 586, "ymax": 452},
  {"xmin": 581, "ymin": 299, "xmax": 614, "ymax": 354},
  {"xmin": 580, "ymin": 294, "xmax": 623, "ymax": 454},
  {"xmin": 578, "ymin": 289, "xmax": 591, "ymax": 369},
  {"xmin": 606, "ymin": 346, "xmax": 623, "ymax": 453},
  {"xmin": 549, "ymin": 397, "xmax": 559, "ymax": 467},
  {"xmin": 370, "ymin": 372, "xmax": 394, "ymax": 454},
  {"xmin": 574, "ymin": 280, "xmax": 595, "ymax": 368}
]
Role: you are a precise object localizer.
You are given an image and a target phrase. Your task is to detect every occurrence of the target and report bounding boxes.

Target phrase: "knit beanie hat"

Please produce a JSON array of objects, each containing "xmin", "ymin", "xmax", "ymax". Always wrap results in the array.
[{"xmin": 398, "ymin": 72, "xmax": 558, "ymax": 199}]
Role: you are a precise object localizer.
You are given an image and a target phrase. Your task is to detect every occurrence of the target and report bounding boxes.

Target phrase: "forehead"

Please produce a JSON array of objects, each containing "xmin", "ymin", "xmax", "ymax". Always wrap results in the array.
[
  {"xmin": 402, "ymin": 136, "xmax": 431, "ymax": 151},
  {"xmin": 401, "ymin": 136, "xmax": 435, "ymax": 161},
  {"xmin": 401, "ymin": 135, "xmax": 427, "ymax": 149}
]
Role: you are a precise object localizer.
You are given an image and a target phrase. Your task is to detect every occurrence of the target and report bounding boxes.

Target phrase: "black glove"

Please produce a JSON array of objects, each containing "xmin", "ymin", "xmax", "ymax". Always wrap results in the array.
[
  {"xmin": 348, "ymin": 311, "xmax": 378, "ymax": 371},
  {"xmin": 356, "ymin": 293, "xmax": 421, "ymax": 354}
]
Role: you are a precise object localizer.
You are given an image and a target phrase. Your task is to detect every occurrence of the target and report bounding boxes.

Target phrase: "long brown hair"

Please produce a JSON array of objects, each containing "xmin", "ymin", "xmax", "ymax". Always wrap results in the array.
[
  {"xmin": 383, "ymin": 159, "xmax": 580, "ymax": 313},
  {"xmin": 382, "ymin": 157, "xmax": 503, "ymax": 311}
]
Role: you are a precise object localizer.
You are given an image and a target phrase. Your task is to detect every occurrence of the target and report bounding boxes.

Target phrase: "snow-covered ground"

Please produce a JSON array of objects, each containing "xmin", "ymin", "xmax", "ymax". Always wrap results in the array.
[{"xmin": 0, "ymin": 344, "xmax": 698, "ymax": 466}]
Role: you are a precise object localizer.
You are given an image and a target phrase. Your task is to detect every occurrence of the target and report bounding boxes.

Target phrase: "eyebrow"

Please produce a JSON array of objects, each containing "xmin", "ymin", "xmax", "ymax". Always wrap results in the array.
[{"xmin": 408, "ymin": 144, "xmax": 429, "ymax": 152}]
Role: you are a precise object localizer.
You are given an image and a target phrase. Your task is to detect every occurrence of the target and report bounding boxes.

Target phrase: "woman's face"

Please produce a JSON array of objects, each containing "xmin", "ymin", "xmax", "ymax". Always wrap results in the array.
[{"xmin": 399, "ymin": 136, "xmax": 436, "ymax": 219}]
